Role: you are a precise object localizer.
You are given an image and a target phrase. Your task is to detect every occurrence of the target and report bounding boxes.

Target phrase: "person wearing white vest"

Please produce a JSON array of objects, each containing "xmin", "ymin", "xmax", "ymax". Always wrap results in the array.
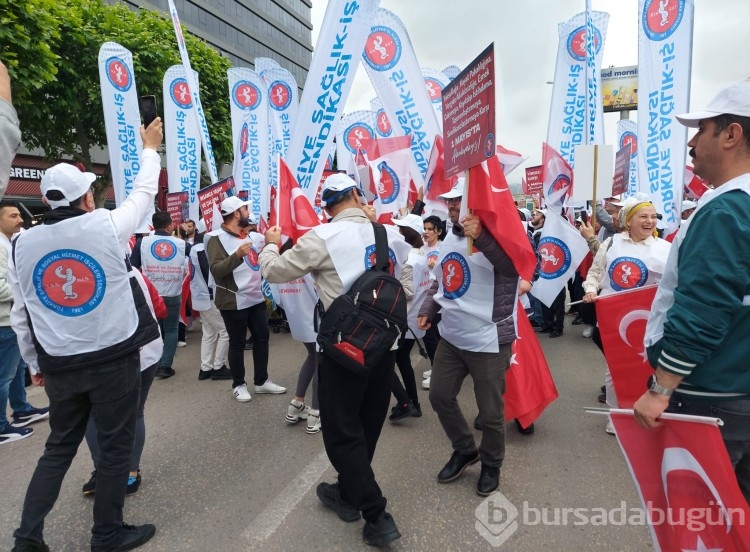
[
  {"xmin": 260, "ymin": 173, "xmax": 410, "ymax": 547},
  {"xmin": 9, "ymin": 119, "xmax": 163, "ymax": 552},
  {"xmin": 417, "ymin": 180, "xmax": 519, "ymax": 498},
  {"xmin": 189, "ymin": 234, "xmax": 230, "ymax": 381},
  {"xmin": 205, "ymin": 195, "xmax": 286, "ymax": 402},
  {"xmin": 633, "ymin": 79, "xmax": 750, "ymax": 504},
  {"xmin": 132, "ymin": 210, "xmax": 188, "ymax": 379}
]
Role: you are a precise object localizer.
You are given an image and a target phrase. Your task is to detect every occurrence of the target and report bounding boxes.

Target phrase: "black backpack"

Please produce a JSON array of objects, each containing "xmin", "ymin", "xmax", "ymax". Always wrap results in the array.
[{"xmin": 316, "ymin": 222, "xmax": 407, "ymax": 376}]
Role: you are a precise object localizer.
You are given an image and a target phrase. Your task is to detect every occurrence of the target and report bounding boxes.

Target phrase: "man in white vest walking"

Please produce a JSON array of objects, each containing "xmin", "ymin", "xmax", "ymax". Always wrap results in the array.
[{"xmin": 9, "ymin": 119, "xmax": 163, "ymax": 552}]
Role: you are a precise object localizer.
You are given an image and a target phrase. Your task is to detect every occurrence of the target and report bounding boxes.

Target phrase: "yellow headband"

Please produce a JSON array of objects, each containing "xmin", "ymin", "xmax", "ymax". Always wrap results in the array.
[{"xmin": 624, "ymin": 201, "xmax": 654, "ymax": 223}]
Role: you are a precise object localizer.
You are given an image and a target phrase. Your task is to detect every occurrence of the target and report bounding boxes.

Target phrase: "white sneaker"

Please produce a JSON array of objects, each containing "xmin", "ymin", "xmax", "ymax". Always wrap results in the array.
[
  {"xmin": 286, "ymin": 400, "xmax": 309, "ymax": 423},
  {"xmin": 582, "ymin": 325, "xmax": 594, "ymax": 338},
  {"xmin": 177, "ymin": 341, "xmax": 187, "ymax": 348},
  {"xmin": 422, "ymin": 369, "xmax": 431, "ymax": 379},
  {"xmin": 306, "ymin": 410, "xmax": 321, "ymax": 434},
  {"xmin": 255, "ymin": 379, "xmax": 287, "ymax": 394},
  {"xmin": 232, "ymin": 384, "xmax": 252, "ymax": 402},
  {"xmin": 605, "ymin": 421, "xmax": 615, "ymax": 435},
  {"xmin": 422, "ymin": 377, "xmax": 430, "ymax": 390}
]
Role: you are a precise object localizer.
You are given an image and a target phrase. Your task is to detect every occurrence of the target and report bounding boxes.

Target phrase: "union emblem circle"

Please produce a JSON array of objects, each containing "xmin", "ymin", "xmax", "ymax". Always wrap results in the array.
[
  {"xmin": 33, "ymin": 249, "xmax": 106, "ymax": 317},
  {"xmin": 549, "ymin": 174, "xmax": 571, "ymax": 199},
  {"xmin": 424, "ymin": 77, "xmax": 443, "ymax": 103},
  {"xmin": 269, "ymin": 81, "xmax": 292, "ymax": 111},
  {"xmin": 377, "ymin": 162, "xmax": 400, "ymax": 205},
  {"xmin": 244, "ymin": 247, "xmax": 260, "ymax": 271},
  {"xmin": 376, "ymin": 109, "xmax": 392, "ymax": 137},
  {"xmin": 170, "ymin": 78, "xmax": 192, "ymax": 109},
  {"xmin": 105, "ymin": 57, "xmax": 132, "ymax": 92},
  {"xmin": 537, "ymin": 237, "xmax": 571, "ymax": 279},
  {"xmin": 363, "ymin": 26, "xmax": 402, "ymax": 71},
  {"xmin": 344, "ymin": 122, "xmax": 375, "ymax": 154},
  {"xmin": 620, "ymin": 131, "xmax": 638, "ymax": 158},
  {"xmin": 441, "ymin": 252, "xmax": 471, "ymax": 299},
  {"xmin": 566, "ymin": 25, "xmax": 602, "ymax": 62},
  {"xmin": 643, "ymin": 0, "xmax": 684, "ymax": 41},
  {"xmin": 364, "ymin": 245, "xmax": 397, "ymax": 275},
  {"xmin": 484, "ymin": 133, "xmax": 495, "ymax": 158},
  {"xmin": 233, "ymin": 81, "xmax": 261, "ymax": 110},
  {"xmin": 151, "ymin": 239, "xmax": 177, "ymax": 261},
  {"xmin": 188, "ymin": 257, "xmax": 196, "ymax": 281},
  {"xmin": 608, "ymin": 256, "xmax": 648, "ymax": 291}
]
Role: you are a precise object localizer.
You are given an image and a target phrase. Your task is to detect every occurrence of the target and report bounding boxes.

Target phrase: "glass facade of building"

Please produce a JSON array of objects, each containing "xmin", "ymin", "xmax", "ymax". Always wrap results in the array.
[{"xmin": 111, "ymin": 0, "xmax": 313, "ymax": 88}]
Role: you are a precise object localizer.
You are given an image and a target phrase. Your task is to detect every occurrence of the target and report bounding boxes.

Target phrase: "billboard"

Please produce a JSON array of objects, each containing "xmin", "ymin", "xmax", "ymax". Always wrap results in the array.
[{"xmin": 601, "ymin": 65, "xmax": 638, "ymax": 112}]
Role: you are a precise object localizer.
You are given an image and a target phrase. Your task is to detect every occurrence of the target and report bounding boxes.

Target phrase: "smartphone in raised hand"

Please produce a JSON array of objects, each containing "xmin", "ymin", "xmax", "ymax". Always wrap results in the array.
[{"xmin": 139, "ymin": 95, "xmax": 158, "ymax": 128}]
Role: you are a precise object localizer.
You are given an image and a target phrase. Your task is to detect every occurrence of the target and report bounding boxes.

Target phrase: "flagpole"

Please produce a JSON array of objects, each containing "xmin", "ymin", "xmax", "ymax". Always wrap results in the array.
[
  {"xmin": 465, "ymin": 168, "xmax": 472, "ymax": 255},
  {"xmin": 592, "ymin": 145, "xmax": 598, "ymax": 229},
  {"xmin": 275, "ymin": 153, "xmax": 281, "ymax": 226}
]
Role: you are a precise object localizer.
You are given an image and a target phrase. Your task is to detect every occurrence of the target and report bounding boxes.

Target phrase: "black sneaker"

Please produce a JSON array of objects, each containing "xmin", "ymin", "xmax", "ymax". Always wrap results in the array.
[
  {"xmin": 126, "ymin": 472, "xmax": 141, "ymax": 495},
  {"xmin": 11, "ymin": 540, "xmax": 49, "ymax": 552},
  {"xmin": 82, "ymin": 470, "xmax": 97, "ymax": 496},
  {"xmin": 362, "ymin": 512, "xmax": 401, "ymax": 547},
  {"xmin": 94, "ymin": 523, "xmax": 155, "ymax": 552},
  {"xmin": 412, "ymin": 403, "xmax": 422, "ymax": 418},
  {"xmin": 0, "ymin": 423, "xmax": 33, "ymax": 444},
  {"xmin": 155, "ymin": 366, "xmax": 175, "ymax": 379},
  {"xmin": 198, "ymin": 370, "xmax": 213, "ymax": 380},
  {"xmin": 316, "ymin": 482, "xmax": 361, "ymax": 522},
  {"xmin": 515, "ymin": 419, "xmax": 535, "ymax": 435},
  {"xmin": 388, "ymin": 402, "xmax": 417, "ymax": 422},
  {"xmin": 210, "ymin": 366, "xmax": 232, "ymax": 380}
]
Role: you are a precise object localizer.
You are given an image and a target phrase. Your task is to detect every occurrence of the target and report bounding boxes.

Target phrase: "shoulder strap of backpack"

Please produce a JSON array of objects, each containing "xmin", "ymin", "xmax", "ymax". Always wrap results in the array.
[{"xmin": 371, "ymin": 222, "xmax": 389, "ymax": 273}]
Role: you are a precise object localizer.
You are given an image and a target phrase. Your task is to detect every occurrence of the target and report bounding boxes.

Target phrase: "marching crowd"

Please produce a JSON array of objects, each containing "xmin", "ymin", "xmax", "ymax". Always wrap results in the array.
[{"xmin": 2, "ymin": 54, "xmax": 750, "ymax": 551}]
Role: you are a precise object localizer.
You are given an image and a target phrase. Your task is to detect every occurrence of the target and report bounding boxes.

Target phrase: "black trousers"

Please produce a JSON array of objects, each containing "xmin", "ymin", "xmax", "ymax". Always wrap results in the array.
[
  {"xmin": 542, "ymin": 288, "xmax": 566, "ymax": 332},
  {"xmin": 392, "ymin": 336, "xmax": 419, "ymax": 407},
  {"xmin": 318, "ymin": 350, "xmax": 395, "ymax": 522},
  {"xmin": 220, "ymin": 302, "xmax": 269, "ymax": 387},
  {"xmin": 14, "ymin": 352, "xmax": 140, "ymax": 550}
]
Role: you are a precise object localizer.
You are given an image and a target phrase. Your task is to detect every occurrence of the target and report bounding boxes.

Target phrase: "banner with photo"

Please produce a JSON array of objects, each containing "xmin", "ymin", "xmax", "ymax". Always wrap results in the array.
[
  {"xmin": 547, "ymin": 10, "xmax": 609, "ymax": 167},
  {"xmin": 637, "ymin": 0, "xmax": 694, "ymax": 233},
  {"xmin": 163, "ymin": 65, "xmax": 202, "ymax": 222},
  {"xmin": 362, "ymin": 8, "xmax": 441, "ymax": 189},
  {"xmin": 286, "ymin": 0, "xmax": 379, "ymax": 203},
  {"xmin": 227, "ymin": 68, "xmax": 269, "ymax": 223}
]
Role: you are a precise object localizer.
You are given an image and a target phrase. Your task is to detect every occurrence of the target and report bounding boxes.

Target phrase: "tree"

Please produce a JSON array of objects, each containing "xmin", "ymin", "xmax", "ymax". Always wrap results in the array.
[{"xmin": 5, "ymin": 0, "xmax": 233, "ymax": 205}]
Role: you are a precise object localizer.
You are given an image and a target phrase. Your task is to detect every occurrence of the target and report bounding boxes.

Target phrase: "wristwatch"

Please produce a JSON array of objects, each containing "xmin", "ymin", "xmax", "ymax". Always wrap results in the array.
[{"xmin": 647, "ymin": 374, "xmax": 674, "ymax": 397}]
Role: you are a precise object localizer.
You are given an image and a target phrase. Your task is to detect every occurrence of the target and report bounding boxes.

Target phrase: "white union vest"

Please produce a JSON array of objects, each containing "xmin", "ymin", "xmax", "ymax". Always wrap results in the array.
[
  {"xmin": 140, "ymin": 234, "xmax": 186, "ymax": 297},
  {"xmin": 600, "ymin": 234, "xmax": 671, "ymax": 296},
  {"xmin": 216, "ymin": 230, "xmax": 264, "ymax": 310}
]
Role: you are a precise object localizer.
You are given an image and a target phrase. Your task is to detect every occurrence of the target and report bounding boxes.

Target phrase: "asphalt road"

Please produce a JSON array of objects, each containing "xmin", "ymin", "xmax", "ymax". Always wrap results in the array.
[{"xmin": 1, "ymin": 315, "xmax": 653, "ymax": 551}]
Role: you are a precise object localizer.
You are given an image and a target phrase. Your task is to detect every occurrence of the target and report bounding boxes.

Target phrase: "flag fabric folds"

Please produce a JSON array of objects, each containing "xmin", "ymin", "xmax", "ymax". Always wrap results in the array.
[
  {"xmin": 271, "ymin": 158, "xmax": 321, "ymax": 243},
  {"xmin": 542, "ymin": 142, "xmax": 574, "ymax": 212}
]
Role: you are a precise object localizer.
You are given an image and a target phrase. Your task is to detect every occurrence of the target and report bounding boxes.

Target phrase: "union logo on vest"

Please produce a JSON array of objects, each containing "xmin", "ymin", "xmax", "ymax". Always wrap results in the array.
[
  {"xmin": 33, "ymin": 250, "xmax": 106, "ymax": 317},
  {"xmin": 642, "ymin": 0, "xmax": 685, "ymax": 41},
  {"xmin": 105, "ymin": 57, "xmax": 133, "ymax": 92},
  {"xmin": 608, "ymin": 257, "xmax": 648, "ymax": 292},
  {"xmin": 244, "ymin": 248, "xmax": 260, "ymax": 271},
  {"xmin": 151, "ymin": 239, "xmax": 177, "ymax": 261},
  {"xmin": 269, "ymin": 81, "xmax": 292, "ymax": 111},
  {"xmin": 538, "ymin": 238, "xmax": 572, "ymax": 279},
  {"xmin": 170, "ymin": 78, "xmax": 192, "ymax": 109},
  {"xmin": 364, "ymin": 245, "xmax": 397, "ymax": 275},
  {"xmin": 441, "ymin": 252, "xmax": 471, "ymax": 300},
  {"xmin": 363, "ymin": 26, "xmax": 402, "ymax": 72}
]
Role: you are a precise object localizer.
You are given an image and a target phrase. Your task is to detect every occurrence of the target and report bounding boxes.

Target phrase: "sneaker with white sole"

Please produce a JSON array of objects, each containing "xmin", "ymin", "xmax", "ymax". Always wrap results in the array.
[
  {"xmin": 255, "ymin": 379, "xmax": 287, "ymax": 394},
  {"xmin": 421, "ymin": 377, "xmax": 430, "ymax": 390},
  {"xmin": 177, "ymin": 341, "xmax": 187, "ymax": 348},
  {"xmin": 0, "ymin": 424, "xmax": 33, "ymax": 445},
  {"xmin": 11, "ymin": 407, "xmax": 50, "ymax": 428},
  {"xmin": 286, "ymin": 400, "xmax": 309, "ymax": 424},
  {"xmin": 306, "ymin": 410, "xmax": 321, "ymax": 434},
  {"xmin": 422, "ymin": 369, "xmax": 431, "ymax": 379},
  {"xmin": 582, "ymin": 325, "xmax": 594, "ymax": 338},
  {"xmin": 233, "ymin": 384, "xmax": 252, "ymax": 402},
  {"xmin": 605, "ymin": 421, "xmax": 616, "ymax": 435}
]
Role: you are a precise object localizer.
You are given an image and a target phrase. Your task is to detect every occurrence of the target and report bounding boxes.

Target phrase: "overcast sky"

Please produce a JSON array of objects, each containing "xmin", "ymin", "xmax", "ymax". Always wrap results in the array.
[{"xmin": 310, "ymin": 0, "xmax": 750, "ymax": 183}]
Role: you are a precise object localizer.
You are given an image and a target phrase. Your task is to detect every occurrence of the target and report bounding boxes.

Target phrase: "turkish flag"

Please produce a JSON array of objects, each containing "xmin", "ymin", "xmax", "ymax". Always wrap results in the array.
[
  {"xmin": 611, "ymin": 411, "xmax": 750, "ymax": 551},
  {"xmin": 179, "ymin": 273, "xmax": 191, "ymax": 325},
  {"xmin": 467, "ymin": 155, "xmax": 538, "ymax": 282},
  {"xmin": 595, "ymin": 285, "xmax": 658, "ymax": 408},
  {"xmin": 424, "ymin": 136, "xmax": 457, "ymax": 201},
  {"xmin": 684, "ymin": 165, "xmax": 710, "ymax": 199},
  {"xmin": 496, "ymin": 144, "xmax": 527, "ymax": 177},
  {"xmin": 270, "ymin": 158, "xmax": 320, "ymax": 243},
  {"xmin": 257, "ymin": 214, "xmax": 269, "ymax": 235},
  {"xmin": 504, "ymin": 303, "xmax": 558, "ymax": 428},
  {"xmin": 542, "ymin": 142, "xmax": 574, "ymax": 211}
]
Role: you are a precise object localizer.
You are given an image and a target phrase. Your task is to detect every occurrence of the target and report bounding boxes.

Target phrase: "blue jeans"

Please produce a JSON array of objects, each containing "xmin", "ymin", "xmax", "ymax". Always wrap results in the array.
[
  {"xmin": 668, "ymin": 395, "xmax": 750, "ymax": 506},
  {"xmin": 13, "ymin": 351, "xmax": 141, "ymax": 550},
  {"xmin": 158, "ymin": 294, "xmax": 181, "ymax": 368},
  {"xmin": 528, "ymin": 293, "xmax": 543, "ymax": 325},
  {"xmin": 0, "ymin": 326, "xmax": 33, "ymax": 429}
]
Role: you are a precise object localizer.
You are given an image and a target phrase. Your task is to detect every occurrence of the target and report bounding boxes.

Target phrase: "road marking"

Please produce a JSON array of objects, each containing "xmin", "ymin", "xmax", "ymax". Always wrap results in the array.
[{"xmin": 242, "ymin": 448, "xmax": 330, "ymax": 545}]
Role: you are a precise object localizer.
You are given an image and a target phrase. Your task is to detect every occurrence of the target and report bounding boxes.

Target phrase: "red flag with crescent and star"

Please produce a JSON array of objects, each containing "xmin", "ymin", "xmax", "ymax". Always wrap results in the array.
[
  {"xmin": 595, "ymin": 285, "xmax": 658, "ymax": 408},
  {"xmin": 610, "ymin": 411, "xmax": 750, "ymax": 551},
  {"xmin": 270, "ymin": 158, "xmax": 321, "ymax": 243},
  {"xmin": 504, "ymin": 303, "xmax": 558, "ymax": 428}
]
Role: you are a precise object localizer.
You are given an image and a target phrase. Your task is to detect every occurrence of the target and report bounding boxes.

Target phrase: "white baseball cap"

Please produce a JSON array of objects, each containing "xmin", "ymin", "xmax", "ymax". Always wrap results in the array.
[
  {"xmin": 676, "ymin": 78, "xmax": 750, "ymax": 127},
  {"xmin": 681, "ymin": 199, "xmax": 698, "ymax": 212},
  {"xmin": 438, "ymin": 178, "xmax": 465, "ymax": 199},
  {"xmin": 391, "ymin": 213, "xmax": 424, "ymax": 235},
  {"xmin": 320, "ymin": 173, "xmax": 362, "ymax": 206},
  {"xmin": 41, "ymin": 163, "xmax": 96, "ymax": 208},
  {"xmin": 220, "ymin": 196, "xmax": 250, "ymax": 217}
]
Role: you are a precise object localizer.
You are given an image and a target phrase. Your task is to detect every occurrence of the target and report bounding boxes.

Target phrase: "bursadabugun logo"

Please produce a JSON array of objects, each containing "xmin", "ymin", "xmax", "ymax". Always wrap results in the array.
[{"xmin": 475, "ymin": 491, "xmax": 519, "ymax": 547}]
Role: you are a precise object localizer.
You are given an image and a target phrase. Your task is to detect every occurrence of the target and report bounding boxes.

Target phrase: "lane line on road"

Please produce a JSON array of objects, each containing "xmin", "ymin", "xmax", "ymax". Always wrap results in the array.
[{"xmin": 241, "ymin": 448, "xmax": 330, "ymax": 545}]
